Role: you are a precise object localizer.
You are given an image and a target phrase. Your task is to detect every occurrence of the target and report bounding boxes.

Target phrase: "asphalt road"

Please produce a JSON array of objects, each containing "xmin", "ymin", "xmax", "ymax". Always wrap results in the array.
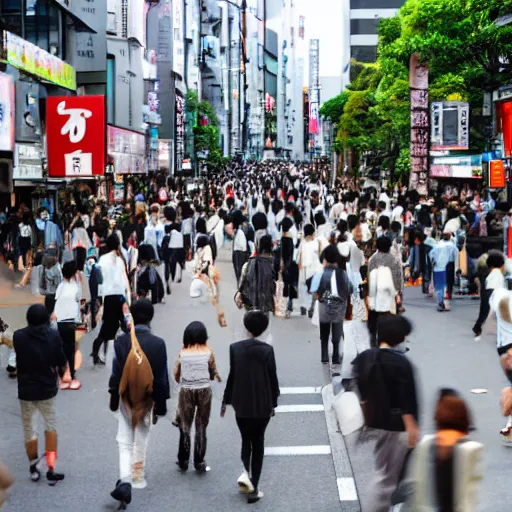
[
  {"xmin": 0, "ymin": 249, "xmax": 339, "ymax": 512},
  {"xmin": 1, "ymin": 250, "xmax": 510, "ymax": 512},
  {"xmin": 345, "ymin": 288, "xmax": 512, "ymax": 512}
]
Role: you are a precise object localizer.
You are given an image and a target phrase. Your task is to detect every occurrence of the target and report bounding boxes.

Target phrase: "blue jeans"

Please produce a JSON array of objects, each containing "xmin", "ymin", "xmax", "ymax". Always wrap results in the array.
[{"xmin": 433, "ymin": 270, "xmax": 447, "ymax": 305}]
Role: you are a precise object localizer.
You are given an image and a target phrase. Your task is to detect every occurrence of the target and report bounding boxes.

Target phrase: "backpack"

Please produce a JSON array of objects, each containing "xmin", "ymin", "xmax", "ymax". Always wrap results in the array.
[{"xmin": 118, "ymin": 325, "xmax": 154, "ymax": 428}]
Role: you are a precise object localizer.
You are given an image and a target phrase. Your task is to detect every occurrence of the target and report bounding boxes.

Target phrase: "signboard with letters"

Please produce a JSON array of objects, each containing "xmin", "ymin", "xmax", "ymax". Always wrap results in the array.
[
  {"xmin": 46, "ymin": 96, "xmax": 105, "ymax": 177},
  {"xmin": 489, "ymin": 160, "xmax": 506, "ymax": 188},
  {"xmin": 13, "ymin": 144, "xmax": 43, "ymax": 180},
  {"xmin": 430, "ymin": 154, "xmax": 483, "ymax": 179},
  {"xmin": 2, "ymin": 31, "xmax": 76, "ymax": 90},
  {"xmin": 0, "ymin": 72, "xmax": 15, "ymax": 152},
  {"xmin": 108, "ymin": 125, "xmax": 146, "ymax": 174}
]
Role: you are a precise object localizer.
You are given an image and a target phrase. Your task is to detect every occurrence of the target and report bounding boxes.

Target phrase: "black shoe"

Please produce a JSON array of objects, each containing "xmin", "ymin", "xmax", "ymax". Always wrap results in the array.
[
  {"xmin": 247, "ymin": 490, "xmax": 264, "ymax": 504},
  {"xmin": 166, "ymin": 285, "xmax": 171, "ymax": 295},
  {"xmin": 194, "ymin": 462, "xmax": 210, "ymax": 473},
  {"xmin": 29, "ymin": 463, "xmax": 41, "ymax": 482},
  {"xmin": 111, "ymin": 480, "xmax": 132, "ymax": 509},
  {"xmin": 472, "ymin": 326, "xmax": 482, "ymax": 337},
  {"xmin": 91, "ymin": 352, "xmax": 105, "ymax": 365},
  {"xmin": 300, "ymin": 307, "xmax": 307, "ymax": 316},
  {"xmin": 6, "ymin": 364, "xmax": 16, "ymax": 374},
  {"xmin": 308, "ymin": 309, "xmax": 314, "ymax": 319},
  {"xmin": 46, "ymin": 470, "xmax": 65, "ymax": 485},
  {"xmin": 176, "ymin": 461, "xmax": 188, "ymax": 471}
]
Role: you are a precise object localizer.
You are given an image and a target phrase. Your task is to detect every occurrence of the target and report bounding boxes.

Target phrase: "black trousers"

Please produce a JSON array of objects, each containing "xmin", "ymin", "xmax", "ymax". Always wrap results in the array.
[
  {"xmin": 58, "ymin": 322, "xmax": 76, "ymax": 379},
  {"xmin": 44, "ymin": 295, "xmax": 56, "ymax": 315},
  {"xmin": 474, "ymin": 286, "xmax": 493, "ymax": 334},
  {"xmin": 319, "ymin": 321, "xmax": 343, "ymax": 364},
  {"xmin": 368, "ymin": 311, "xmax": 392, "ymax": 348},
  {"xmin": 74, "ymin": 247, "xmax": 86, "ymax": 271},
  {"xmin": 233, "ymin": 251, "xmax": 249, "ymax": 283},
  {"xmin": 93, "ymin": 294, "xmax": 125, "ymax": 357},
  {"xmin": 235, "ymin": 417, "xmax": 270, "ymax": 490}
]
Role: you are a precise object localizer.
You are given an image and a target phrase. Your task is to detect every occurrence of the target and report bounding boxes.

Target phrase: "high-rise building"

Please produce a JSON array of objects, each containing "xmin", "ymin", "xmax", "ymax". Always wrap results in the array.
[{"xmin": 341, "ymin": 0, "xmax": 405, "ymax": 87}]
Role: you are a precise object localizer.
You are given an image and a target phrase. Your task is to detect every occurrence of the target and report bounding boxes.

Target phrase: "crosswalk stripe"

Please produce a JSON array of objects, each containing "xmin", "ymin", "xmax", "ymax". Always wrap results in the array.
[
  {"xmin": 275, "ymin": 404, "xmax": 324, "ymax": 413},
  {"xmin": 265, "ymin": 445, "xmax": 331, "ymax": 456},
  {"xmin": 280, "ymin": 386, "xmax": 322, "ymax": 394}
]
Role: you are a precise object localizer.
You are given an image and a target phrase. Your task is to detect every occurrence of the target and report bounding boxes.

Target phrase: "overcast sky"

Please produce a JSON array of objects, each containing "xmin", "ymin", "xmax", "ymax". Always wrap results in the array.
[{"xmin": 296, "ymin": 0, "xmax": 344, "ymax": 86}]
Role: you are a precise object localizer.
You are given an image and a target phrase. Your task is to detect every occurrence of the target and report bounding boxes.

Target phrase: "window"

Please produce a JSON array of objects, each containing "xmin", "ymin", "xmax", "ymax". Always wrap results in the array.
[
  {"xmin": 24, "ymin": 0, "xmax": 61, "ymax": 56},
  {"xmin": 1, "ymin": 0, "xmax": 23, "ymax": 36},
  {"xmin": 351, "ymin": 45, "xmax": 377, "ymax": 63},
  {"xmin": 107, "ymin": 55, "xmax": 115, "ymax": 125},
  {"xmin": 350, "ymin": 19, "xmax": 380, "ymax": 35}
]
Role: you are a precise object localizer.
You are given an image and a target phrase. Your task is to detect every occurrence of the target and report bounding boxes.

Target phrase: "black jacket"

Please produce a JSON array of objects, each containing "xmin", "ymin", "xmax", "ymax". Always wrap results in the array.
[
  {"xmin": 13, "ymin": 325, "xmax": 67, "ymax": 401},
  {"xmin": 353, "ymin": 347, "xmax": 419, "ymax": 431},
  {"xmin": 223, "ymin": 339, "xmax": 280, "ymax": 418},
  {"xmin": 109, "ymin": 325, "xmax": 170, "ymax": 416}
]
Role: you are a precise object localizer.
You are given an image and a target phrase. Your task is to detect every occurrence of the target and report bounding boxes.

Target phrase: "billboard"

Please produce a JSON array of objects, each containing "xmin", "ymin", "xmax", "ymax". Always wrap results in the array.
[
  {"xmin": 489, "ymin": 160, "xmax": 506, "ymax": 188},
  {"xmin": 431, "ymin": 101, "xmax": 470, "ymax": 151},
  {"xmin": 46, "ymin": 96, "xmax": 105, "ymax": 177},
  {"xmin": 0, "ymin": 72, "xmax": 15, "ymax": 152},
  {"xmin": 309, "ymin": 39, "xmax": 320, "ymax": 135},
  {"xmin": 108, "ymin": 125, "xmax": 146, "ymax": 174}
]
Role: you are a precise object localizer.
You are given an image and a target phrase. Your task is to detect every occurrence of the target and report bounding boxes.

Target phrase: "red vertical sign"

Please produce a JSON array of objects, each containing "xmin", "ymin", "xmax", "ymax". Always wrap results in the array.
[{"xmin": 46, "ymin": 95, "xmax": 105, "ymax": 177}]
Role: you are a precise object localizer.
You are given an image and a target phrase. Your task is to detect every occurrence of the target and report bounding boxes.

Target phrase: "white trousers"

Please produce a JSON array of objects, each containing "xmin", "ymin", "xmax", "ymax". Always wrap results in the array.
[
  {"xmin": 299, "ymin": 281, "xmax": 314, "ymax": 310},
  {"xmin": 116, "ymin": 401, "xmax": 152, "ymax": 484}
]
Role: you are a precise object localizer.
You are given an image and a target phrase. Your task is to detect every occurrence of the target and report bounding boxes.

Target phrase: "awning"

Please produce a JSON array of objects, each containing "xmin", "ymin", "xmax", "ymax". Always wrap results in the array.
[{"xmin": 49, "ymin": 0, "xmax": 97, "ymax": 33}]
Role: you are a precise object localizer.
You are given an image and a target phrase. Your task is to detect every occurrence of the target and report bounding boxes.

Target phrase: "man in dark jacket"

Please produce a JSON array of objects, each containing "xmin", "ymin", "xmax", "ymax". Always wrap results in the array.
[
  {"xmin": 221, "ymin": 310, "xmax": 280, "ymax": 504},
  {"xmin": 13, "ymin": 304, "xmax": 68, "ymax": 484},
  {"xmin": 353, "ymin": 314, "xmax": 419, "ymax": 512},
  {"xmin": 108, "ymin": 299, "xmax": 170, "ymax": 505}
]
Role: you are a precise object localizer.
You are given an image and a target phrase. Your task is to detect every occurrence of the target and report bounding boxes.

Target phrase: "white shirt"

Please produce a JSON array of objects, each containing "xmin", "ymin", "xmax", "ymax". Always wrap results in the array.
[
  {"xmin": 233, "ymin": 229, "xmax": 248, "ymax": 252},
  {"xmin": 54, "ymin": 280, "xmax": 81, "ymax": 323},
  {"xmin": 486, "ymin": 268, "xmax": 506, "ymax": 291},
  {"xmin": 98, "ymin": 252, "xmax": 129, "ymax": 297}
]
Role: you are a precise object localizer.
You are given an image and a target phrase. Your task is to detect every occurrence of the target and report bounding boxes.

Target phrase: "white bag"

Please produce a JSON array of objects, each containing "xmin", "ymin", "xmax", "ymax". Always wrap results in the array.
[
  {"xmin": 333, "ymin": 391, "xmax": 365, "ymax": 435},
  {"xmin": 311, "ymin": 300, "xmax": 320, "ymax": 327}
]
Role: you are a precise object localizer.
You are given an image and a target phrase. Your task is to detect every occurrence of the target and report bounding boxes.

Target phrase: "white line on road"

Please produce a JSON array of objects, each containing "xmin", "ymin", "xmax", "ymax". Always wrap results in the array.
[
  {"xmin": 337, "ymin": 477, "xmax": 358, "ymax": 501},
  {"xmin": 280, "ymin": 386, "xmax": 323, "ymax": 394},
  {"xmin": 265, "ymin": 445, "xmax": 332, "ymax": 456},
  {"xmin": 275, "ymin": 404, "xmax": 325, "ymax": 413}
]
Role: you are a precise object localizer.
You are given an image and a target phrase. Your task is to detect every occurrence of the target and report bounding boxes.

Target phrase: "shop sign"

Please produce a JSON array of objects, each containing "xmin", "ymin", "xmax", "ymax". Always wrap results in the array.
[
  {"xmin": 158, "ymin": 139, "xmax": 171, "ymax": 171},
  {"xmin": 0, "ymin": 72, "xmax": 15, "ymax": 152},
  {"xmin": 13, "ymin": 143, "xmax": 43, "ymax": 180},
  {"xmin": 46, "ymin": 95, "xmax": 105, "ymax": 177},
  {"xmin": 2, "ymin": 31, "xmax": 76, "ymax": 91},
  {"xmin": 15, "ymin": 81, "xmax": 41, "ymax": 143},
  {"xmin": 430, "ymin": 154, "xmax": 483, "ymax": 179},
  {"xmin": 431, "ymin": 101, "xmax": 470, "ymax": 151},
  {"xmin": 489, "ymin": 160, "xmax": 506, "ymax": 188},
  {"xmin": 108, "ymin": 125, "xmax": 146, "ymax": 174}
]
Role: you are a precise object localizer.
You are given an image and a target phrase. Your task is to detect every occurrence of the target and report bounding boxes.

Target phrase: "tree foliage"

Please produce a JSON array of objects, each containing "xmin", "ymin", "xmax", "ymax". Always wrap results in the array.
[{"xmin": 327, "ymin": 0, "xmax": 512, "ymax": 181}]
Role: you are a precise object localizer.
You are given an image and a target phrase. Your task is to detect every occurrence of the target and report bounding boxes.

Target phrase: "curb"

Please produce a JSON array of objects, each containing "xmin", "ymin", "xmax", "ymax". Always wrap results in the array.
[{"xmin": 322, "ymin": 384, "xmax": 361, "ymax": 512}]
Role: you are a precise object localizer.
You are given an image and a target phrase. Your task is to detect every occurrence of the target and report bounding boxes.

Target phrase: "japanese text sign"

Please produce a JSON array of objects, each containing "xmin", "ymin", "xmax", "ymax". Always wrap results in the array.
[
  {"xmin": 46, "ymin": 96, "xmax": 105, "ymax": 177},
  {"xmin": 489, "ymin": 160, "xmax": 506, "ymax": 189}
]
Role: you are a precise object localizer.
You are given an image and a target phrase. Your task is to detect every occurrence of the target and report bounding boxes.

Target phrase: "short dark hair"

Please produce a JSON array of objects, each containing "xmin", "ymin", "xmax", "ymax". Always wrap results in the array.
[
  {"xmin": 378, "ymin": 215, "xmax": 390, "ymax": 230},
  {"xmin": 376, "ymin": 236, "xmax": 392, "ymax": 253},
  {"xmin": 27, "ymin": 304, "xmax": 50, "ymax": 327},
  {"xmin": 196, "ymin": 235, "xmax": 210, "ymax": 249},
  {"xmin": 62, "ymin": 260, "xmax": 77, "ymax": 280},
  {"xmin": 258, "ymin": 235, "xmax": 272, "ymax": 255},
  {"xmin": 131, "ymin": 299, "xmax": 154, "ymax": 325},
  {"xmin": 252, "ymin": 212, "xmax": 268, "ymax": 231},
  {"xmin": 323, "ymin": 245, "xmax": 339, "ymax": 265},
  {"xmin": 244, "ymin": 310, "xmax": 269, "ymax": 337},
  {"xmin": 183, "ymin": 321, "xmax": 208, "ymax": 347},
  {"xmin": 487, "ymin": 251, "xmax": 505, "ymax": 270},
  {"xmin": 377, "ymin": 314, "xmax": 412, "ymax": 345},
  {"xmin": 304, "ymin": 224, "xmax": 315, "ymax": 237},
  {"xmin": 196, "ymin": 217, "xmax": 207, "ymax": 234},
  {"xmin": 347, "ymin": 214, "xmax": 359, "ymax": 232},
  {"xmin": 314, "ymin": 212, "xmax": 326, "ymax": 226},
  {"xmin": 281, "ymin": 217, "xmax": 293, "ymax": 233},
  {"xmin": 106, "ymin": 234, "xmax": 120, "ymax": 252}
]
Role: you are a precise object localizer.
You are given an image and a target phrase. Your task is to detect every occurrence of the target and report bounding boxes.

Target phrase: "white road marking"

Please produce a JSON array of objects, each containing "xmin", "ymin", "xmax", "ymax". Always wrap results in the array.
[
  {"xmin": 337, "ymin": 477, "xmax": 358, "ymax": 501},
  {"xmin": 275, "ymin": 404, "xmax": 325, "ymax": 413},
  {"xmin": 265, "ymin": 445, "xmax": 331, "ymax": 456},
  {"xmin": 280, "ymin": 386, "xmax": 322, "ymax": 395}
]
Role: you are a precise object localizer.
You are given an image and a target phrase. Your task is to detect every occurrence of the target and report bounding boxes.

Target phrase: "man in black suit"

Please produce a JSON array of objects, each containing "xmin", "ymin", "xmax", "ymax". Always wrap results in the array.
[{"xmin": 222, "ymin": 310, "xmax": 280, "ymax": 504}]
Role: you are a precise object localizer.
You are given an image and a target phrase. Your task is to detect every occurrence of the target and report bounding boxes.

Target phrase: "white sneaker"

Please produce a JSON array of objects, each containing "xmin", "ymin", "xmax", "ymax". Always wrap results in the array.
[
  {"xmin": 474, "ymin": 335, "xmax": 481, "ymax": 342},
  {"xmin": 237, "ymin": 471, "xmax": 254, "ymax": 493}
]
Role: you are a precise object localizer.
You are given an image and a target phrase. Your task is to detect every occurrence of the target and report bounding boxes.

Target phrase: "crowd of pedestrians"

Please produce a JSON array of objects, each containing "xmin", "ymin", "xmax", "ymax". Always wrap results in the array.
[{"xmin": 2, "ymin": 159, "xmax": 512, "ymax": 510}]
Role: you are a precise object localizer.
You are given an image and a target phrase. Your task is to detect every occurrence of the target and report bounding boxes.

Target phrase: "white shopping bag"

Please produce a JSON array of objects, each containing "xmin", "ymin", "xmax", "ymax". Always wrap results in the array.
[{"xmin": 311, "ymin": 300, "xmax": 320, "ymax": 327}]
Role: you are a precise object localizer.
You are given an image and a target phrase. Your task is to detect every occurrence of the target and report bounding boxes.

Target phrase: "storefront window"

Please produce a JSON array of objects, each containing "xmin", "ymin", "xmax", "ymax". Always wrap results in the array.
[{"xmin": 25, "ymin": 0, "xmax": 61, "ymax": 57}]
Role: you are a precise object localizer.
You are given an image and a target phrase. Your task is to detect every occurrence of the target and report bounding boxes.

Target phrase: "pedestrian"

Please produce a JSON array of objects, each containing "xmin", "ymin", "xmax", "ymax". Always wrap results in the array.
[
  {"xmin": 52, "ymin": 260, "xmax": 82, "ymax": 390},
  {"xmin": 473, "ymin": 251, "xmax": 505, "ymax": 339},
  {"xmin": 109, "ymin": 300, "xmax": 170, "ymax": 505},
  {"xmin": 173, "ymin": 321, "xmax": 221, "ymax": 472},
  {"xmin": 409, "ymin": 231, "xmax": 432, "ymax": 293},
  {"xmin": 429, "ymin": 230, "xmax": 459, "ymax": 312},
  {"xmin": 278, "ymin": 217, "xmax": 299, "ymax": 318},
  {"xmin": 310, "ymin": 245, "xmax": 351, "ymax": 364},
  {"xmin": 222, "ymin": 310, "xmax": 280, "ymax": 504},
  {"xmin": 297, "ymin": 224, "xmax": 322, "ymax": 317},
  {"xmin": 232, "ymin": 210, "xmax": 250, "ymax": 282},
  {"xmin": 84, "ymin": 247, "xmax": 102, "ymax": 330},
  {"xmin": 367, "ymin": 236, "xmax": 402, "ymax": 347},
  {"xmin": 353, "ymin": 314, "xmax": 419, "ymax": 512},
  {"xmin": 40, "ymin": 252, "xmax": 63, "ymax": 315},
  {"xmin": 404, "ymin": 390, "xmax": 483, "ymax": 512},
  {"xmin": 91, "ymin": 234, "xmax": 131, "ymax": 365},
  {"xmin": 13, "ymin": 304, "xmax": 69, "ymax": 484}
]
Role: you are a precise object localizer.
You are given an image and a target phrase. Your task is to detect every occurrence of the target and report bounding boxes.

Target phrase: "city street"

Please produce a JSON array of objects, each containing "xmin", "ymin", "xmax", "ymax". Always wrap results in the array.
[{"xmin": 0, "ymin": 249, "xmax": 511, "ymax": 512}]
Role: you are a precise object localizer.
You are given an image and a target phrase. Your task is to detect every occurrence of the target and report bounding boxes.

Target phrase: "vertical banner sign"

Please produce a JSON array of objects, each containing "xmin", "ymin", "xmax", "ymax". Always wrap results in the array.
[
  {"xmin": 0, "ymin": 72, "xmax": 15, "ymax": 151},
  {"xmin": 489, "ymin": 160, "xmax": 506, "ymax": 188},
  {"xmin": 409, "ymin": 54, "xmax": 429, "ymax": 195},
  {"xmin": 46, "ymin": 96, "xmax": 105, "ymax": 177},
  {"xmin": 175, "ymin": 95, "xmax": 185, "ymax": 173},
  {"xmin": 309, "ymin": 39, "xmax": 320, "ymax": 136}
]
